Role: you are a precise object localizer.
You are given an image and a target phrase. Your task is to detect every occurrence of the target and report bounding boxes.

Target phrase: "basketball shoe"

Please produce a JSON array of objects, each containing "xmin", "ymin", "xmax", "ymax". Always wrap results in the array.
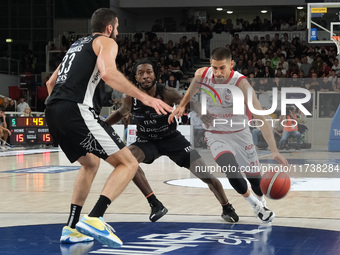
[
  {"xmin": 60, "ymin": 226, "xmax": 94, "ymax": 244},
  {"xmin": 149, "ymin": 201, "xmax": 168, "ymax": 222},
  {"xmin": 221, "ymin": 203, "xmax": 239, "ymax": 222},
  {"xmin": 60, "ymin": 242, "xmax": 94, "ymax": 255},
  {"xmin": 75, "ymin": 215, "xmax": 123, "ymax": 248},
  {"xmin": 253, "ymin": 202, "xmax": 275, "ymax": 224}
]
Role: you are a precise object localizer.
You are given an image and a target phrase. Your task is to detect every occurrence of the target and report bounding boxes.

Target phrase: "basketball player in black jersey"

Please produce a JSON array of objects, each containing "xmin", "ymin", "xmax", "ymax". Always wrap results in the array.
[
  {"xmin": 45, "ymin": 8, "xmax": 172, "ymax": 248},
  {"xmin": 105, "ymin": 58, "xmax": 239, "ymax": 223}
]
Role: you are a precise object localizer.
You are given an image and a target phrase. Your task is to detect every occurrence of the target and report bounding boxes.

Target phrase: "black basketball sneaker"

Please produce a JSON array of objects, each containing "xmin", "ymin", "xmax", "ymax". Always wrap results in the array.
[{"xmin": 149, "ymin": 202, "xmax": 168, "ymax": 222}]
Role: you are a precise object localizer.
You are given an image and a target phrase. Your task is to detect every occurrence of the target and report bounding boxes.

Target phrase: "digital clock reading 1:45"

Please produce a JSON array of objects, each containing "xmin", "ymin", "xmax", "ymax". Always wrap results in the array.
[{"xmin": 9, "ymin": 117, "xmax": 47, "ymax": 127}]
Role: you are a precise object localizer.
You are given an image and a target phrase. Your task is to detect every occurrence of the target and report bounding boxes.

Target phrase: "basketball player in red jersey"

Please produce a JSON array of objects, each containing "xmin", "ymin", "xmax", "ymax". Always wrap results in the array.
[{"xmin": 169, "ymin": 47, "xmax": 289, "ymax": 223}]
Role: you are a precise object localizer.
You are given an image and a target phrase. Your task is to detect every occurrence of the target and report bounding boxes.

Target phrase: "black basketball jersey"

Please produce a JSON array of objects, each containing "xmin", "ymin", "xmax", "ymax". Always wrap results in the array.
[
  {"xmin": 46, "ymin": 34, "xmax": 105, "ymax": 107},
  {"xmin": 131, "ymin": 84, "xmax": 177, "ymax": 140}
]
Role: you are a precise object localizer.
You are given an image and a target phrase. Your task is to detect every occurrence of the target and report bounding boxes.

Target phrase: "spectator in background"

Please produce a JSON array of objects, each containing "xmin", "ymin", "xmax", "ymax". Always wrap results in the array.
[
  {"xmin": 233, "ymin": 19, "xmax": 243, "ymax": 32},
  {"xmin": 275, "ymin": 68, "xmax": 285, "ymax": 78},
  {"xmin": 225, "ymin": 19, "xmax": 233, "ymax": 33},
  {"xmin": 328, "ymin": 69, "xmax": 338, "ymax": 86},
  {"xmin": 251, "ymin": 107, "xmax": 273, "ymax": 149},
  {"xmin": 311, "ymin": 55, "xmax": 323, "ymax": 76},
  {"xmin": 306, "ymin": 72, "xmax": 320, "ymax": 92},
  {"xmin": 279, "ymin": 55, "xmax": 289, "ymax": 72},
  {"xmin": 0, "ymin": 108, "xmax": 11, "ymax": 146},
  {"xmin": 333, "ymin": 76, "xmax": 340, "ymax": 92},
  {"xmin": 320, "ymin": 75, "xmax": 333, "ymax": 92},
  {"xmin": 300, "ymin": 55, "xmax": 311, "ymax": 77},
  {"xmin": 296, "ymin": 109, "xmax": 308, "ymax": 135},
  {"xmin": 287, "ymin": 73, "xmax": 300, "ymax": 87},
  {"xmin": 271, "ymin": 52, "xmax": 280, "ymax": 69},
  {"xmin": 273, "ymin": 115, "xmax": 285, "ymax": 144},
  {"xmin": 272, "ymin": 76, "xmax": 283, "ymax": 90},
  {"xmin": 278, "ymin": 106, "xmax": 302, "ymax": 150},
  {"xmin": 168, "ymin": 54, "xmax": 183, "ymax": 80},
  {"xmin": 213, "ymin": 19, "xmax": 224, "ymax": 34},
  {"xmin": 320, "ymin": 62, "xmax": 331, "ymax": 77},
  {"xmin": 21, "ymin": 106, "xmax": 33, "ymax": 117},
  {"xmin": 165, "ymin": 74, "xmax": 180, "ymax": 90},
  {"xmin": 263, "ymin": 66, "xmax": 273, "ymax": 78},
  {"xmin": 332, "ymin": 59, "xmax": 340, "ymax": 76},
  {"xmin": 16, "ymin": 97, "xmax": 29, "ymax": 113},
  {"xmin": 0, "ymin": 97, "xmax": 9, "ymax": 111},
  {"xmin": 280, "ymin": 20, "xmax": 289, "ymax": 31},
  {"xmin": 159, "ymin": 65, "xmax": 169, "ymax": 84},
  {"xmin": 258, "ymin": 41, "xmax": 268, "ymax": 54},
  {"xmin": 7, "ymin": 99, "xmax": 16, "ymax": 112}
]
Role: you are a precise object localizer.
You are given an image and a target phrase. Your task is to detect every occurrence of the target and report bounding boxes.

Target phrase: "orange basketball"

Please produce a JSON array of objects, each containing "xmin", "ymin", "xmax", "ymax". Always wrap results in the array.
[{"xmin": 260, "ymin": 170, "xmax": 291, "ymax": 199}]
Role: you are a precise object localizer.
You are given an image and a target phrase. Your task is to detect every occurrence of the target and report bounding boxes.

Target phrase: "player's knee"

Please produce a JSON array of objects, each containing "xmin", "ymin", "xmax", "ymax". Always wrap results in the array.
[
  {"xmin": 199, "ymin": 177, "xmax": 214, "ymax": 185},
  {"xmin": 128, "ymin": 145, "xmax": 145, "ymax": 163},
  {"xmin": 124, "ymin": 156, "xmax": 139, "ymax": 176},
  {"xmin": 215, "ymin": 152, "xmax": 240, "ymax": 177},
  {"xmin": 83, "ymin": 158, "xmax": 100, "ymax": 173}
]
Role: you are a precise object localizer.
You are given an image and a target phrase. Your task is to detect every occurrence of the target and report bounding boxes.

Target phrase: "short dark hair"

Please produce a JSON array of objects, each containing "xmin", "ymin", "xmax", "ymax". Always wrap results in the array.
[
  {"xmin": 131, "ymin": 58, "xmax": 160, "ymax": 84},
  {"xmin": 211, "ymin": 47, "xmax": 232, "ymax": 61},
  {"xmin": 91, "ymin": 8, "xmax": 118, "ymax": 33}
]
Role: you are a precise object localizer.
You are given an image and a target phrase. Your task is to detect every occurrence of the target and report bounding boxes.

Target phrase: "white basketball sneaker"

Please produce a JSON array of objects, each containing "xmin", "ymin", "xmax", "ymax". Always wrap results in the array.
[{"xmin": 253, "ymin": 202, "xmax": 275, "ymax": 224}]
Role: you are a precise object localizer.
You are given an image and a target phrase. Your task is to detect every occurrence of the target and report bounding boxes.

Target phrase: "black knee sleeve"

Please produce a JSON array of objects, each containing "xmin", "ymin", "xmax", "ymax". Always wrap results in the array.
[
  {"xmin": 215, "ymin": 153, "xmax": 248, "ymax": 195},
  {"xmin": 246, "ymin": 173, "xmax": 263, "ymax": 196}
]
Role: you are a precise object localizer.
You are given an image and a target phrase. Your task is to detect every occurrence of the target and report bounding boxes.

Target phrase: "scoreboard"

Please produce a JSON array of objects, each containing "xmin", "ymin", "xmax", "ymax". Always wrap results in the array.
[{"xmin": 8, "ymin": 117, "xmax": 53, "ymax": 146}]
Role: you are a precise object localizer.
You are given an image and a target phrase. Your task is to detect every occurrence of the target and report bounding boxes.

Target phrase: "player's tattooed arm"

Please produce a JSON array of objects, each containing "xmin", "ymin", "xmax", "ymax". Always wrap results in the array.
[{"xmin": 105, "ymin": 94, "xmax": 132, "ymax": 125}]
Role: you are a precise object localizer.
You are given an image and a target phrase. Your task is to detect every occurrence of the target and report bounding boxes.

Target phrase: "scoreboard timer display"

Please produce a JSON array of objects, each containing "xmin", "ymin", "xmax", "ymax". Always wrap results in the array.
[{"xmin": 8, "ymin": 117, "xmax": 53, "ymax": 146}]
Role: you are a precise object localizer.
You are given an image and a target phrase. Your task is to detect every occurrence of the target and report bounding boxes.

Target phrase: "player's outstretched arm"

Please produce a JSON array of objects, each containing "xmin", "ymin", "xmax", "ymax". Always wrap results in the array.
[
  {"xmin": 46, "ymin": 64, "xmax": 60, "ymax": 96},
  {"xmin": 168, "ymin": 67, "xmax": 206, "ymax": 123},
  {"xmin": 94, "ymin": 36, "xmax": 172, "ymax": 115},
  {"xmin": 239, "ymin": 79, "xmax": 289, "ymax": 167},
  {"xmin": 105, "ymin": 95, "xmax": 132, "ymax": 125}
]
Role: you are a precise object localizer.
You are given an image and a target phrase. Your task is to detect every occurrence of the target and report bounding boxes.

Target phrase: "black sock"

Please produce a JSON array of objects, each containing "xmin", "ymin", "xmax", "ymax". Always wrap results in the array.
[
  {"xmin": 67, "ymin": 204, "xmax": 82, "ymax": 229},
  {"xmin": 146, "ymin": 193, "xmax": 158, "ymax": 206},
  {"xmin": 222, "ymin": 202, "xmax": 230, "ymax": 211},
  {"xmin": 88, "ymin": 195, "xmax": 111, "ymax": 218}
]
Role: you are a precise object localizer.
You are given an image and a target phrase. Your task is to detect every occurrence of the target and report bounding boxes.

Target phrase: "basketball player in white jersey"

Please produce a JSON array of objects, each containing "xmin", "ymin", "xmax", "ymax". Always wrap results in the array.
[{"xmin": 169, "ymin": 47, "xmax": 289, "ymax": 223}]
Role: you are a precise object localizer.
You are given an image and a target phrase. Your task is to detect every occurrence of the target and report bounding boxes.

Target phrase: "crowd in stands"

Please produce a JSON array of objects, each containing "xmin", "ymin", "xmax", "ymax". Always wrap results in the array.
[
  {"xmin": 52, "ymin": 30, "xmax": 340, "ymax": 94},
  {"xmin": 20, "ymin": 15, "xmax": 340, "ymax": 118},
  {"xmin": 0, "ymin": 96, "xmax": 32, "ymax": 116},
  {"xmin": 152, "ymin": 16, "xmax": 307, "ymax": 33}
]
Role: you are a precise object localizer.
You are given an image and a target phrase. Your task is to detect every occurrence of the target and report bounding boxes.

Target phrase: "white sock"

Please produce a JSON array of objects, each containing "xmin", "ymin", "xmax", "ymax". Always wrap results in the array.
[
  {"xmin": 245, "ymin": 193, "xmax": 261, "ymax": 209},
  {"xmin": 257, "ymin": 195, "xmax": 267, "ymax": 208}
]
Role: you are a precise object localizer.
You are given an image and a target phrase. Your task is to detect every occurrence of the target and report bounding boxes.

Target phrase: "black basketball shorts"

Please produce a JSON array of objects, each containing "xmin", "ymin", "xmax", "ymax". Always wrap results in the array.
[
  {"xmin": 130, "ymin": 131, "xmax": 201, "ymax": 168},
  {"xmin": 45, "ymin": 100, "xmax": 125, "ymax": 163}
]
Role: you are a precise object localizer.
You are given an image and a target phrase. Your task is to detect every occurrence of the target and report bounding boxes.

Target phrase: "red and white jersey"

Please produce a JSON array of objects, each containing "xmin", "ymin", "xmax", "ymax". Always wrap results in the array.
[{"xmin": 199, "ymin": 67, "xmax": 252, "ymax": 132}]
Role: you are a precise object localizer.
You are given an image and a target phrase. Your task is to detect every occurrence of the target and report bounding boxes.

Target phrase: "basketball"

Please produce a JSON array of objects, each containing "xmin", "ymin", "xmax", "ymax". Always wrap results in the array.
[{"xmin": 260, "ymin": 170, "xmax": 291, "ymax": 199}]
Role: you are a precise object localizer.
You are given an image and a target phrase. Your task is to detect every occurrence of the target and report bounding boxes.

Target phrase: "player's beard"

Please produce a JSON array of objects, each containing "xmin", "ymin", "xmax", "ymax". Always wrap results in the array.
[
  {"xmin": 139, "ymin": 80, "xmax": 156, "ymax": 91},
  {"xmin": 109, "ymin": 30, "xmax": 117, "ymax": 41}
]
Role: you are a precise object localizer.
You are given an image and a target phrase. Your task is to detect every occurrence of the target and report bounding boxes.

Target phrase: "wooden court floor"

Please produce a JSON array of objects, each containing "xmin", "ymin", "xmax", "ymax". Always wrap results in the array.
[{"xmin": 0, "ymin": 146, "xmax": 339, "ymax": 254}]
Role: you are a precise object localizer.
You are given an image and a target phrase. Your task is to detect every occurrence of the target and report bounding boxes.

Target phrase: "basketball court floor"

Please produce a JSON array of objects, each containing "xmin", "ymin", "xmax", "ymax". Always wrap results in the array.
[{"xmin": 0, "ymin": 145, "xmax": 339, "ymax": 255}]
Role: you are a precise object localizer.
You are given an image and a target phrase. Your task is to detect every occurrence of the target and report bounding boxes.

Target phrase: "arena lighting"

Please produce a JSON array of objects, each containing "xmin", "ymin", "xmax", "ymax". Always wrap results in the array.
[
  {"xmin": 226, "ymin": 10, "xmax": 233, "ymax": 14},
  {"xmin": 261, "ymin": 10, "xmax": 268, "ymax": 13},
  {"xmin": 216, "ymin": 8, "xmax": 223, "ymax": 11},
  {"xmin": 297, "ymin": 6, "xmax": 304, "ymax": 10}
]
